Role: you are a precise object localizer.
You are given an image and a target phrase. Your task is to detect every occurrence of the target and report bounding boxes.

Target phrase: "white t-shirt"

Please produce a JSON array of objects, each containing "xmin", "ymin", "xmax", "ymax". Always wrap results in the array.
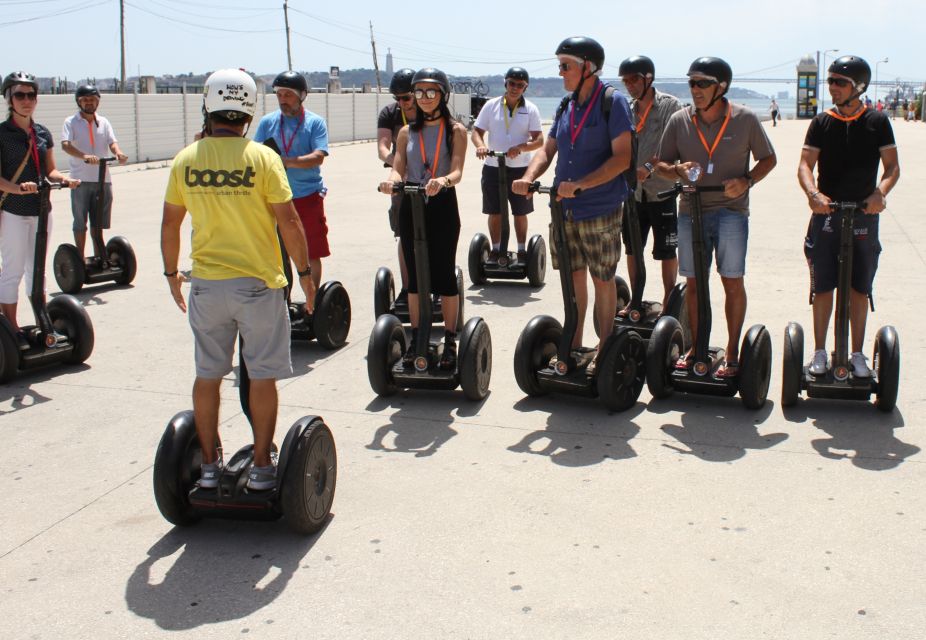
[
  {"xmin": 61, "ymin": 113, "xmax": 118, "ymax": 182},
  {"xmin": 473, "ymin": 95, "xmax": 542, "ymax": 168}
]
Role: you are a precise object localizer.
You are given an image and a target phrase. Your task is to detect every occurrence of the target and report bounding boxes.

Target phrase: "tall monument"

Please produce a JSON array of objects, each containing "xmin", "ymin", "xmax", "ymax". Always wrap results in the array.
[{"xmin": 386, "ymin": 48, "xmax": 394, "ymax": 75}]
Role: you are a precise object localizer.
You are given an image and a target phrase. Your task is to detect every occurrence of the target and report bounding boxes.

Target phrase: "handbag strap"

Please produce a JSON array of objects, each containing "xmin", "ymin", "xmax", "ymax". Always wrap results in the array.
[{"xmin": 0, "ymin": 144, "xmax": 35, "ymax": 211}]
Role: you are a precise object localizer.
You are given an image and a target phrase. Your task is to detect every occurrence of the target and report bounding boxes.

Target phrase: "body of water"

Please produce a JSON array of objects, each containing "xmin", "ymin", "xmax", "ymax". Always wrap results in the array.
[{"xmin": 526, "ymin": 94, "xmax": 797, "ymax": 121}]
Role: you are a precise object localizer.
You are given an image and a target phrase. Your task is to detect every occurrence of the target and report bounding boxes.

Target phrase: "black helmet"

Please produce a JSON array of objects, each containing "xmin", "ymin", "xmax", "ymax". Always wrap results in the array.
[
  {"xmin": 75, "ymin": 84, "xmax": 101, "ymax": 102},
  {"xmin": 828, "ymin": 55, "xmax": 871, "ymax": 93},
  {"xmin": 389, "ymin": 68, "xmax": 416, "ymax": 95},
  {"xmin": 412, "ymin": 67, "xmax": 451, "ymax": 102},
  {"xmin": 272, "ymin": 70, "xmax": 308, "ymax": 96},
  {"xmin": 505, "ymin": 67, "xmax": 530, "ymax": 83},
  {"xmin": 2, "ymin": 71, "xmax": 38, "ymax": 99},
  {"xmin": 618, "ymin": 55, "xmax": 655, "ymax": 79},
  {"xmin": 555, "ymin": 36, "xmax": 605, "ymax": 73},
  {"xmin": 687, "ymin": 57, "xmax": 733, "ymax": 90}
]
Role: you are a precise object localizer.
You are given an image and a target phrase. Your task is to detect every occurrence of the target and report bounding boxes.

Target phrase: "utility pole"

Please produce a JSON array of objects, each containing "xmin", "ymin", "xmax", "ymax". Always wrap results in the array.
[
  {"xmin": 370, "ymin": 21, "xmax": 382, "ymax": 92},
  {"xmin": 283, "ymin": 1, "xmax": 293, "ymax": 71},
  {"xmin": 120, "ymin": 0, "xmax": 126, "ymax": 93}
]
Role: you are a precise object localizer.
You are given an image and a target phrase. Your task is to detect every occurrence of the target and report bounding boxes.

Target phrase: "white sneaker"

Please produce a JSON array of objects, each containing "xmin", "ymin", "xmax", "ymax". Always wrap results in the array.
[
  {"xmin": 809, "ymin": 349, "xmax": 828, "ymax": 375},
  {"xmin": 850, "ymin": 352, "xmax": 871, "ymax": 378},
  {"xmin": 199, "ymin": 457, "xmax": 224, "ymax": 489}
]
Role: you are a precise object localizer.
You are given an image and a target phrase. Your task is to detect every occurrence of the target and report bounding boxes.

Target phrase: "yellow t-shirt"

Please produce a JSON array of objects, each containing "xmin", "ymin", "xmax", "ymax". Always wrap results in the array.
[{"xmin": 164, "ymin": 137, "xmax": 293, "ymax": 288}]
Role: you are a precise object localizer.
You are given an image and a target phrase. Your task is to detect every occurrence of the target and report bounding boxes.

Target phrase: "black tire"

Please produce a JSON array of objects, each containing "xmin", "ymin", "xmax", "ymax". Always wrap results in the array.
[
  {"xmin": 281, "ymin": 419, "xmax": 337, "ymax": 535},
  {"xmin": 597, "ymin": 329, "xmax": 646, "ymax": 412},
  {"xmin": 454, "ymin": 267, "xmax": 465, "ymax": 331},
  {"xmin": 738, "ymin": 324, "xmax": 772, "ymax": 410},
  {"xmin": 513, "ymin": 315, "xmax": 561, "ymax": 397},
  {"xmin": 874, "ymin": 325, "xmax": 899, "ymax": 413},
  {"xmin": 615, "ymin": 275, "xmax": 632, "ymax": 310},
  {"xmin": 373, "ymin": 267, "xmax": 395, "ymax": 320},
  {"xmin": 313, "ymin": 281, "xmax": 351, "ymax": 350},
  {"xmin": 47, "ymin": 295, "xmax": 94, "ymax": 364},
  {"xmin": 459, "ymin": 317, "xmax": 492, "ymax": 401},
  {"xmin": 526, "ymin": 234, "xmax": 546, "ymax": 287},
  {"xmin": 107, "ymin": 236, "xmax": 137, "ymax": 285},
  {"xmin": 0, "ymin": 318, "xmax": 19, "ymax": 383},
  {"xmin": 52, "ymin": 244, "xmax": 85, "ymax": 294},
  {"xmin": 468, "ymin": 233, "xmax": 489, "ymax": 285},
  {"xmin": 645, "ymin": 316, "xmax": 684, "ymax": 399},
  {"xmin": 367, "ymin": 314, "xmax": 405, "ymax": 396},
  {"xmin": 781, "ymin": 322, "xmax": 804, "ymax": 407},
  {"xmin": 663, "ymin": 283, "xmax": 691, "ymax": 349},
  {"xmin": 153, "ymin": 411, "xmax": 209, "ymax": 527}
]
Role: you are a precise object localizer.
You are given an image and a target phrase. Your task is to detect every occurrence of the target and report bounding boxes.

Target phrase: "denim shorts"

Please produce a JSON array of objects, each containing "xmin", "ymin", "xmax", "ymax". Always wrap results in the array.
[
  {"xmin": 71, "ymin": 182, "xmax": 112, "ymax": 231},
  {"xmin": 677, "ymin": 208, "xmax": 749, "ymax": 278}
]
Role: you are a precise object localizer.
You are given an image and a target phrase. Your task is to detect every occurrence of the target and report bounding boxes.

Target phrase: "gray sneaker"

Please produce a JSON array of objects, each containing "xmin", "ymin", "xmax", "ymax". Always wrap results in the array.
[
  {"xmin": 199, "ymin": 458, "xmax": 224, "ymax": 489},
  {"xmin": 247, "ymin": 457, "xmax": 278, "ymax": 491},
  {"xmin": 850, "ymin": 352, "xmax": 872, "ymax": 378},
  {"xmin": 809, "ymin": 349, "xmax": 828, "ymax": 376}
]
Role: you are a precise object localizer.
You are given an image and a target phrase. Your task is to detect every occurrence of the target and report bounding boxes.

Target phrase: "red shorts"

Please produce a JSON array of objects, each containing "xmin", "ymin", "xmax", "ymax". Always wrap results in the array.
[{"xmin": 294, "ymin": 192, "xmax": 331, "ymax": 259}]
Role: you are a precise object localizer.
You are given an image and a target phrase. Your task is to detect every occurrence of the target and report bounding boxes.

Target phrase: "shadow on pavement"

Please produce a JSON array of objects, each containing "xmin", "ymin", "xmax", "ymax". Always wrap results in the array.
[
  {"xmin": 0, "ymin": 365, "xmax": 88, "ymax": 415},
  {"xmin": 466, "ymin": 282, "xmax": 543, "ymax": 309},
  {"xmin": 125, "ymin": 518, "xmax": 330, "ymax": 631}
]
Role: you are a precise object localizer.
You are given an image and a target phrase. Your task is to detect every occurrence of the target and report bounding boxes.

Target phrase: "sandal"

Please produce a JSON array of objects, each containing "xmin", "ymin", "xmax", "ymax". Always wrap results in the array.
[
  {"xmin": 715, "ymin": 360, "xmax": 740, "ymax": 379},
  {"xmin": 675, "ymin": 353, "xmax": 694, "ymax": 371}
]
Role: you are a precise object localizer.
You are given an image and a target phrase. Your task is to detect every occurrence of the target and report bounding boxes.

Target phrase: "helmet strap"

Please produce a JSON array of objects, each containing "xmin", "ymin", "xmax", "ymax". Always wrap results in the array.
[{"xmin": 704, "ymin": 86, "xmax": 726, "ymax": 112}]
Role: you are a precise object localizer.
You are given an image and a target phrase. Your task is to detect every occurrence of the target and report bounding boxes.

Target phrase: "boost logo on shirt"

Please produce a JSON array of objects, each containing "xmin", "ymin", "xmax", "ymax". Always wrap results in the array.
[{"xmin": 185, "ymin": 166, "xmax": 256, "ymax": 188}]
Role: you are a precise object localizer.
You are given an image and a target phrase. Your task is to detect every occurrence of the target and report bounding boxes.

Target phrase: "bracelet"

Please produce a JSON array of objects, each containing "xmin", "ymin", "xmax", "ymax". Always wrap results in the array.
[
  {"xmin": 164, "ymin": 270, "xmax": 178, "ymax": 277},
  {"xmin": 297, "ymin": 266, "xmax": 312, "ymax": 278},
  {"xmin": 808, "ymin": 191, "xmax": 820, "ymax": 200},
  {"xmin": 443, "ymin": 176, "xmax": 452, "ymax": 188}
]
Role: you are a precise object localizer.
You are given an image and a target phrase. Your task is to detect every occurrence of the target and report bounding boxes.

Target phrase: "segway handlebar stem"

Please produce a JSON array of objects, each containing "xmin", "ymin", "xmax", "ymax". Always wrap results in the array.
[
  {"xmin": 527, "ymin": 182, "xmax": 583, "ymax": 198},
  {"xmin": 657, "ymin": 182, "xmax": 725, "ymax": 200},
  {"xmin": 829, "ymin": 201, "xmax": 867, "ymax": 211}
]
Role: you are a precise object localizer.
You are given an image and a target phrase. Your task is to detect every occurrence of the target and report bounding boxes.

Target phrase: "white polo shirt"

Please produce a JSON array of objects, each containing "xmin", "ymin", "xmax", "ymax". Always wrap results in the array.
[
  {"xmin": 61, "ymin": 113, "xmax": 118, "ymax": 182},
  {"xmin": 473, "ymin": 95, "xmax": 542, "ymax": 168}
]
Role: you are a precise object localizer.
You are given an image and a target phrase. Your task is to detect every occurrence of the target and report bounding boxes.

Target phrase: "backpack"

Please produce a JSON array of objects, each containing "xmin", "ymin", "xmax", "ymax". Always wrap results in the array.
[{"xmin": 553, "ymin": 84, "xmax": 616, "ymax": 130}]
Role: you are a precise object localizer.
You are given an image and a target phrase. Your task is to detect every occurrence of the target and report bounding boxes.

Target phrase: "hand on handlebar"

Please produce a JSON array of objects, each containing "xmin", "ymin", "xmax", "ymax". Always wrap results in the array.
[
  {"xmin": 505, "ymin": 146, "xmax": 521, "ymax": 160},
  {"xmin": 83, "ymin": 154, "xmax": 100, "ymax": 165},
  {"xmin": 424, "ymin": 177, "xmax": 444, "ymax": 197},
  {"xmin": 65, "ymin": 178, "xmax": 81, "ymax": 189},
  {"xmin": 721, "ymin": 176, "xmax": 749, "ymax": 199},
  {"xmin": 18, "ymin": 181, "xmax": 38, "ymax": 194},
  {"xmin": 475, "ymin": 146, "xmax": 489, "ymax": 159},
  {"xmin": 555, "ymin": 180, "xmax": 581, "ymax": 201},
  {"xmin": 862, "ymin": 190, "xmax": 886, "ymax": 214},
  {"xmin": 511, "ymin": 178, "xmax": 532, "ymax": 197},
  {"xmin": 378, "ymin": 181, "xmax": 395, "ymax": 195},
  {"xmin": 809, "ymin": 190, "xmax": 832, "ymax": 215}
]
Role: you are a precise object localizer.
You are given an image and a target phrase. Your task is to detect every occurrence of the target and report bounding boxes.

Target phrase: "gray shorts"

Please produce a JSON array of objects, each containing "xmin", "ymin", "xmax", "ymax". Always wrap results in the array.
[
  {"xmin": 188, "ymin": 277, "xmax": 292, "ymax": 379},
  {"xmin": 70, "ymin": 182, "xmax": 113, "ymax": 231}
]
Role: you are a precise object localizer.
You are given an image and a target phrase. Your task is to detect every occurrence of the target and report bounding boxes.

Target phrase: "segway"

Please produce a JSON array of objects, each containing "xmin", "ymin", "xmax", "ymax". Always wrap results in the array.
[
  {"xmin": 368, "ymin": 183, "xmax": 492, "ymax": 401},
  {"xmin": 278, "ymin": 242, "xmax": 351, "ymax": 350},
  {"xmin": 781, "ymin": 201, "xmax": 899, "ymax": 411},
  {"xmin": 153, "ymin": 338, "xmax": 337, "ymax": 534},
  {"xmin": 468, "ymin": 151, "xmax": 546, "ymax": 287},
  {"xmin": 645, "ymin": 176, "xmax": 771, "ymax": 409},
  {"xmin": 0, "ymin": 179, "xmax": 94, "ymax": 383},
  {"xmin": 52, "ymin": 157, "xmax": 136, "ymax": 294},
  {"xmin": 512, "ymin": 183, "xmax": 646, "ymax": 412}
]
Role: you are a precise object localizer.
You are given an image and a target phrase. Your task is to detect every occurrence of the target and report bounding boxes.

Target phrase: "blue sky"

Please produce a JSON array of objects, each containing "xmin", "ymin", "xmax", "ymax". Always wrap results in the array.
[{"xmin": 2, "ymin": 0, "xmax": 922, "ymax": 92}]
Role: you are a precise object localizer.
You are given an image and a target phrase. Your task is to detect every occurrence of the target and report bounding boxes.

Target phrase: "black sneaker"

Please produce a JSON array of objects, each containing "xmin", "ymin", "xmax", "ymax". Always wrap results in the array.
[
  {"xmin": 487, "ymin": 249, "xmax": 499, "ymax": 265},
  {"xmin": 517, "ymin": 250, "xmax": 527, "ymax": 264},
  {"xmin": 15, "ymin": 331, "xmax": 30, "ymax": 351},
  {"xmin": 439, "ymin": 336, "xmax": 457, "ymax": 371}
]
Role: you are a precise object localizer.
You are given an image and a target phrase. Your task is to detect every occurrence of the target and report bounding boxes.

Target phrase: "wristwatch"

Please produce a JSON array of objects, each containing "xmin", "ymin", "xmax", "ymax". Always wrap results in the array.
[
  {"xmin": 297, "ymin": 266, "xmax": 312, "ymax": 278},
  {"xmin": 644, "ymin": 162, "xmax": 655, "ymax": 177},
  {"xmin": 745, "ymin": 175, "xmax": 756, "ymax": 189}
]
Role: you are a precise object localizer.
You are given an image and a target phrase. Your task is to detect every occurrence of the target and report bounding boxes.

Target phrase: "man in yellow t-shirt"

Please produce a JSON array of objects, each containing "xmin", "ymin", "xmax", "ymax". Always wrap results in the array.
[{"xmin": 161, "ymin": 69, "xmax": 315, "ymax": 492}]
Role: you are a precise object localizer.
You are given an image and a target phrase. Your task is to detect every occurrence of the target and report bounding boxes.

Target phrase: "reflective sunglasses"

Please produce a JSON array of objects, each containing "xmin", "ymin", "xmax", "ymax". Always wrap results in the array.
[
  {"xmin": 12, "ymin": 91, "xmax": 37, "ymax": 101},
  {"xmin": 393, "ymin": 94, "xmax": 414, "ymax": 102},
  {"xmin": 558, "ymin": 62, "xmax": 575, "ymax": 72},
  {"xmin": 414, "ymin": 88, "xmax": 440, "ymax": 100},
  {"xmin": 688, "ymin": 79, "xmax": 717, "ymax": 89},
  {"xmin": 506, "ymin": 80, "xmax": 527, "ymax": 89},
  {"xmin": 826, "ymin": 77, "xmax": 852, "ymax": 88}
]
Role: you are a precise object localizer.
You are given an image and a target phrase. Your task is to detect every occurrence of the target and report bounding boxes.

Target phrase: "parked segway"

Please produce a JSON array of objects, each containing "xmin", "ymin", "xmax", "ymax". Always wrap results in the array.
[
  {"xmin": 645, "ymin": 175, "xmax": 771, "ymax": 409},
  {"xmin": 781, "ymin": 201, "xmax": 899, "ymax": 411},
  {"xmin": 153, "ymin": 339, "xmax": 337, "ymax": 534},
  {"xmin": 468, "ymin": 151, "xmax": 546, "ymax": 287},
  {"xmin": 513, "ymin": 183, "xmax": 646, "ymax": 411},
  {"xmin": 0, "ymin": 179, "xmax": 94, "ymax": 383},
  {"xmin": 368, "ymin": 182, "xmax": 492, "ymax": 401},
  {"xmin": 52, "ymin": 157, "xmax": 136, "ymax": 294},
  {"xmin": 278, "ymin": 242, "xmax": 351, "ymax": 350}
]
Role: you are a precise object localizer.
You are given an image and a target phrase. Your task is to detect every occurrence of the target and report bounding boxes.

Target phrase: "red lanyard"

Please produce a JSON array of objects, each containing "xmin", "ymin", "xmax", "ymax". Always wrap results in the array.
[
  {"xmin": 569, "ymin": 81, "xmax": 605, "ymax": 146},
  {"xmin": 635, "ymin": 99, "xmax": 654, "ymax": 133},
  {"xmin": 827, "ymin": 105, "xmax": 867, "ymax": 122},
  {"xmin": 280, "ymin": 109, "xmax": 305, "ymax": 156},
  {"xmin": 28, "ymin": 126, "xmax": 41, "ymax": 176},
  {"xmin": 691, "ymin": 102, "xmax": 732, "ymax": 164},
  {"xmin": 418, "ymin": 120, "xmax": 445, "ymax": 179},
  {"xmin": 86, "ymin": 117, "xmax": 96, "ymax": 150}
]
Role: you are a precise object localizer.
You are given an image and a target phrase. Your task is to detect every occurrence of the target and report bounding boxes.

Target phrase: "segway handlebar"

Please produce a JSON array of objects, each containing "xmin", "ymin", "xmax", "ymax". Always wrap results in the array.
[
  {"xmin": 657, "ymin": 182, "xmax": 725, "ymax": 200},
  {"xmin": 83, "ymin": 156, "xmax": 117, "ymax": 163},
  {"xmin": 828, "ymin": 201, "xmax": 868, "ymax": 212},
  {"xmin": 37, "ymin": 178, "xmax": 69, "ymax": 192},
  {"xmin": 377, "ymin": 181, "xmax": 427, "ymax": 195},
  {"xmin": 527, "ymin": 182, "xmax": 582, "ymax": 198}
]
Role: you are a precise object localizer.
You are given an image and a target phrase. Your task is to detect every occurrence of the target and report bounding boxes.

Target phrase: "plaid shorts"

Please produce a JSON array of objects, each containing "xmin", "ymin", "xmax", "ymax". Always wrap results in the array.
[{"xmin": 549, "ymin": 208, "xmax": 622, "ymax": 281}]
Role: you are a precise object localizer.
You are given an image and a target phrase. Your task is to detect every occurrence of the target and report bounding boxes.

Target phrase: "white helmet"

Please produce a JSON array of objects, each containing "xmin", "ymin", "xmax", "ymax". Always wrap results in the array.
[{"xmin": 203, "ymin": 68, "xmax": 256, "ymax": 119}]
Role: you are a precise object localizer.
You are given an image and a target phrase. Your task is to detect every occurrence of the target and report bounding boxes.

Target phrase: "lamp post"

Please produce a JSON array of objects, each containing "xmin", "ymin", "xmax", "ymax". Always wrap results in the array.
[
  {"xmin": 875, "ymin": 57, "xmax": 889, "ymax": 103},
  {"xmin": 818, "ymin": 49, "xmax": 839, "ymax": 107}
]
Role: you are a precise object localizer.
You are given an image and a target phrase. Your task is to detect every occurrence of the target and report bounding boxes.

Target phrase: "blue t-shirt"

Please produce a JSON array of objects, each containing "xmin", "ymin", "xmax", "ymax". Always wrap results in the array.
[
  {"xmin": 254, "ymin": 109, "xmax": 328, "ymax": 198},
  {"xmin": 549, "ymin": 81, "xmax": 634, "ymax": 220}
]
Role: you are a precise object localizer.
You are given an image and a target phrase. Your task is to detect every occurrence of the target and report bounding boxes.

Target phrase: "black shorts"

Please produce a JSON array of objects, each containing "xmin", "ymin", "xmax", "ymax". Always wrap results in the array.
[
  {"xmin": 481, "ymin": 165, "xmax": 533, "ymax": 216},
  {"xmin": 804, "ymin": 212, "xmax": 881, "ymax": 295},
  {"xmin": 388, "ymin": 193, "xmax": 401, "ymax": 237},
  {"xmin": 620, "ymin": 194, "xmax": 678, "ymax": 260},
  {"xmin": 399, "ymin": 187, "xmax": 461, "ymax": 296}
]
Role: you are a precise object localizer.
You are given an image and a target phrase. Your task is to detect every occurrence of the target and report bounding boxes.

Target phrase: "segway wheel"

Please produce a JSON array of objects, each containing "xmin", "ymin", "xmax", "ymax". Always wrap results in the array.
[
  {"xmin": 664, "ymin": 283, "xmax": 691, "ymax": 349},
  {"xmin": 526, "ymin": 234, "xmax": 546, "ymax": 287},
  {"xmin": 597, "ymin": 329, "xmax": 646, "ymax": 412},
  {"xmin": 373, "ymin": 267, "xmax": 395, "ymax": 319},
  {"xmin": 313, "ymin": 281, "xmax": 351, "ymax": 350},
  {"xmin": 367, "ymin": 314, "xmax": 406, "ymax": 396},
  {"xmin": 52, "ymin": 244, "xmax": 85, "ymax": 294},
  {"xmin": 874, "ymin": 325, "xmax": 900, "ymax": 413},
  {"xmin": 468, "ymin": 233, "xmax": 489, "ymax": 285},
  {"xmin": 0, "ymin": 318, "xmax": 19, "ymax": 383},
  {"xmin": 153, "ymin": 411, "xmax": 212, "ymax": 526},
  {"xmin": 513, "ymin": 315, "xmax": 562, "ymax": 397},
  {"xmin": 781, "ymin": 322, "xmax": 804, "ymax": 407},
  {"xmin": 281, "ymin": 418, "xmax": 337, "ymax": 535},
  {"xmin": 738, "ymin": 324, "xmax": 772, "ymax": 410},
  {"xmin": 459, "ymin": 317, "xmax": 492, "ymax": 401},
  {"xmin": 615, "ymin": 275, "xmax": 632, "ymax": 310},
  {"xmin": 47, "ymin": 295, "xmax": 94, "ymax": 364},
  {"xmin": 645, "ymin": 316, "xmax": 684, "ymax": 399},
  {"xmin": 455, "ymin": 266, "xmax": 465, "ymax": 331},
  {"xmin": 107, "ymin": 236, "xmax": 137, "ymax": 285}
]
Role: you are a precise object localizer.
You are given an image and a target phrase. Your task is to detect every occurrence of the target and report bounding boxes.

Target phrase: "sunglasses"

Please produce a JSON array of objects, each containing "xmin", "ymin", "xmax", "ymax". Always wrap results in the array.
[
  {"xmin": 506, "ymin": 80, "xmax": 527, "ymax": 89},
  {"xmin": 558, "ymin": 62, "xmax": 575, "ymax": 72},
  {"xmin": 394, "ymin": 94, "xmax": 413, "ymax": 102},
  {"xmin": 688, "ymin": 79, "xmax": 717, "ymax": 89},
  {"xmin": 414, "ymin": 88, "xmax": 440, "ymax": 100},
  {"xmin": 826, "ymin": 77, "xmax": 852, "ymax": 87},
  {"xmin": 12, "ymin": 91, "xmax": 37, "ymax": 101}
]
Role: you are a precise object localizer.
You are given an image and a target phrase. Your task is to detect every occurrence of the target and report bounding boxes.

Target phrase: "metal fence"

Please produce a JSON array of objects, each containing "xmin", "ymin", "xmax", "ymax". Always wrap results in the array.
[{"xmin": 32, "ymin": 91, "xmax": 472, "ymax": 170}]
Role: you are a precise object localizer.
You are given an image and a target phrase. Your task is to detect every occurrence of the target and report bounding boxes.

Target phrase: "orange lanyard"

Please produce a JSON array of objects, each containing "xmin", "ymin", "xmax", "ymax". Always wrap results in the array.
[
  {"xmin": 635, "ymin": 99, "xmax": 654, "ymax": 133},
  {"xmin": 826, "ymin": 105, "xmax": 867, "ymax": 122},
  {"xmin": 86, "ymin": 117, "xmax": 96, "ymax": 150},
  {"xmin": 418, "ymin": 120, "xmax": 445, "ymax": 180},
  {"xmin": 691, "ymin": 103, "xmax": 732, "ymax": 168}
]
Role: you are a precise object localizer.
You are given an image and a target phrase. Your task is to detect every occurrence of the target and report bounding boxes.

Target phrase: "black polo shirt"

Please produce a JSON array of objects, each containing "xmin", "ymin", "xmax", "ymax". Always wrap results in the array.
[
  {"xmin": 376, "ymin": 102, "xmax": 415, "ymax": 158},
  {"xmin": 0, "ymin": 119, "xmax": 54, "ymax": 217},
  {"xmin": 803, "ymin": 108, "xmax": 895, "ymax": 202}
]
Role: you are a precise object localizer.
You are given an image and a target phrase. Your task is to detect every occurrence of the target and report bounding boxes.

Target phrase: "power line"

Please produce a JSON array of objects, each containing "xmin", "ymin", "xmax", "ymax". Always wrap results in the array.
[
  {"xmin": 124, "ymin": 1, "xmax": 281, "ymax": 33},
  {"xmin": 147, "ymin": 0, "xmax": 278, "ymax": 19},
  {"xmin": 0, "ymin": 0, "xmax": 108, "ymax": 27}
]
